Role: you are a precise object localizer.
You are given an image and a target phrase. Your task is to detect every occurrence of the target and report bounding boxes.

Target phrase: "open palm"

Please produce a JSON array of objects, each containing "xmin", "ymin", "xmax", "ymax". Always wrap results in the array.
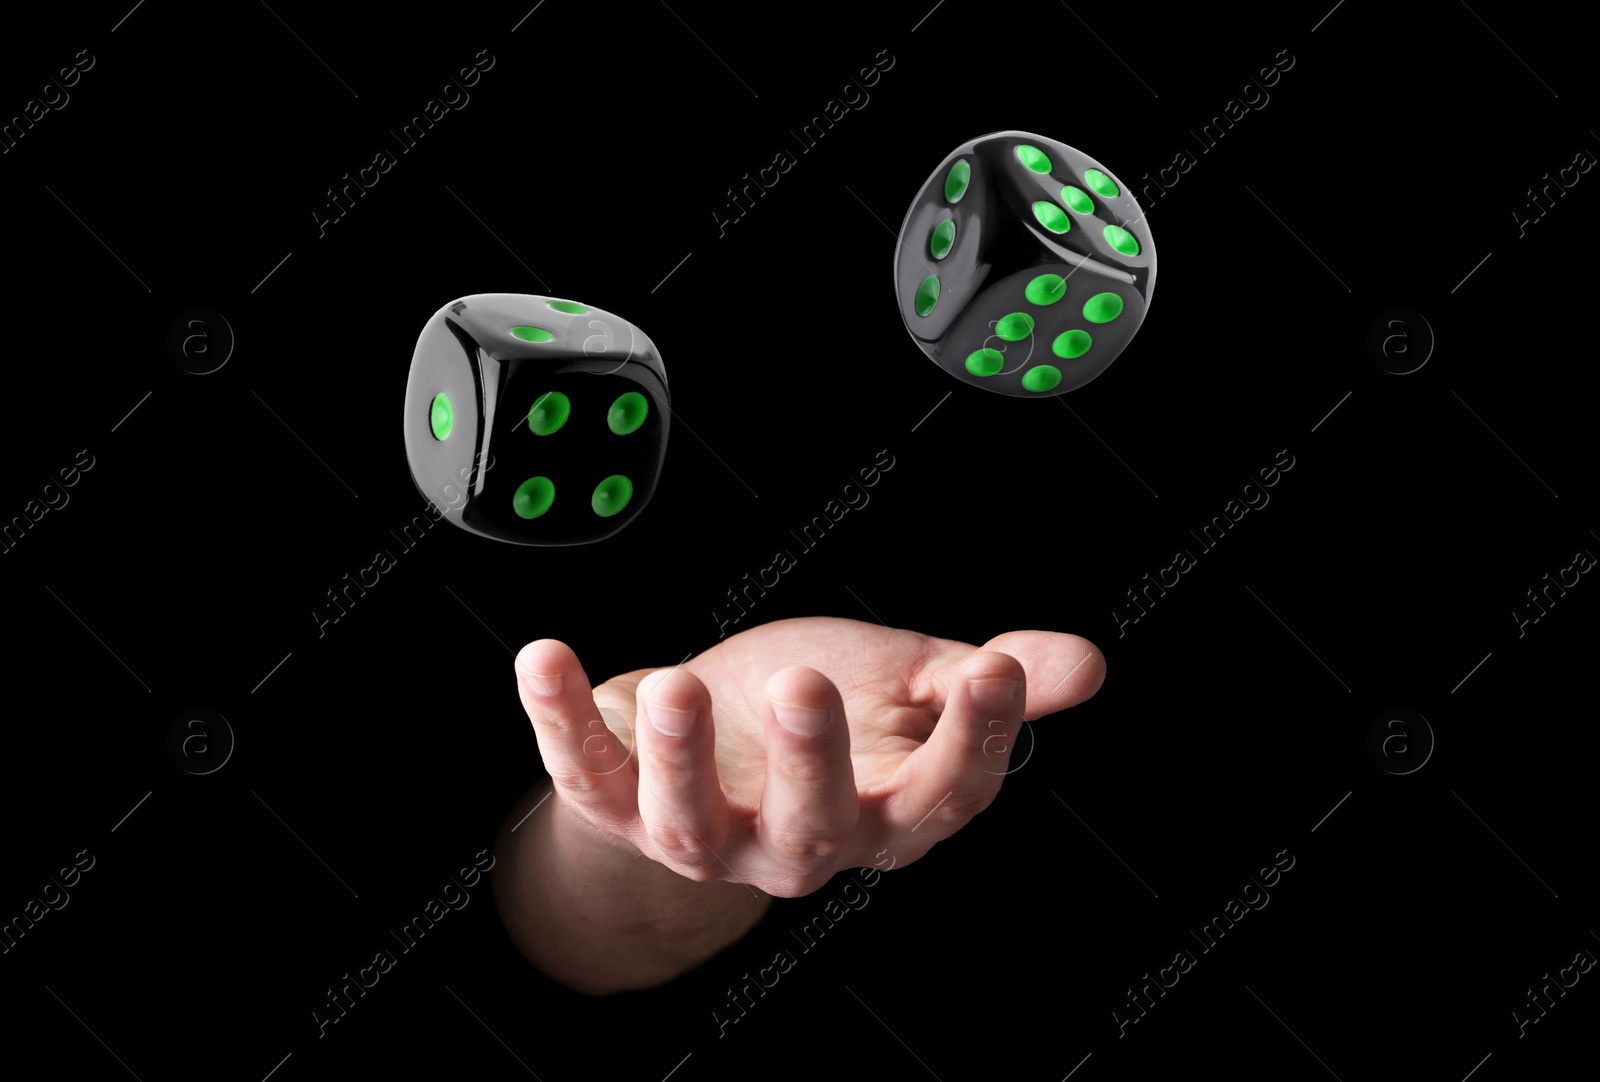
[{"xmin": 515, "ymin": 617, "xmax": 1104, "ymax": 897}]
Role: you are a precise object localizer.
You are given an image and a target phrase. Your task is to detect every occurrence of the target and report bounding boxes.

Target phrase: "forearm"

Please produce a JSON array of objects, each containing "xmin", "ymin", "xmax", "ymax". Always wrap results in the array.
[{"xmin": 491, "ymin": 780, "xmax": 772, "ymax": 995}]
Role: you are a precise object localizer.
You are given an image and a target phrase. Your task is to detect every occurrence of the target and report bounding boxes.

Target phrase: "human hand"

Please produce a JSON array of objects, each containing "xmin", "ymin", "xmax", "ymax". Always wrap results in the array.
[{"xmin": 514, "ymin": 616, "xmax": 1104, "ymax": 898}]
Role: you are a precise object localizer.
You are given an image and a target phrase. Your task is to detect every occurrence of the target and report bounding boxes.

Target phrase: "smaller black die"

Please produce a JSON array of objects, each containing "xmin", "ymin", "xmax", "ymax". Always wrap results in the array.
[
  {"xmin": 895, "ymin": 130, "xmax": 1156, "ymax": 397},
  {"xmin": 403, "ymin": 293, "xmax": 669, "ymax": 545}
]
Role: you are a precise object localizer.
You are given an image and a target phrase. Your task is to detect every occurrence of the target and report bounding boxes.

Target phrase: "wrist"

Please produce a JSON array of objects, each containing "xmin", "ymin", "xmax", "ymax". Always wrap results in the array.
[
  {"xmin": 494, "ymin": 781, "xmax": 772, "ymax": 994},
  {"xmin": 547, "ymin": 785, "xmax": 772, "ymax": 933}
]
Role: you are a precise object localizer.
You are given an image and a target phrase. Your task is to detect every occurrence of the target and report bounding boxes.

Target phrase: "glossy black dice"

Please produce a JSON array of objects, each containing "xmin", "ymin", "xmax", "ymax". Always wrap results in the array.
[
  {"xmin": 403, "ymin": 293, "xmax": 669, "ymax": 545},
  {"xmin": 895, "ymin": 130, "xmax": 1156, "ymax": 397}
]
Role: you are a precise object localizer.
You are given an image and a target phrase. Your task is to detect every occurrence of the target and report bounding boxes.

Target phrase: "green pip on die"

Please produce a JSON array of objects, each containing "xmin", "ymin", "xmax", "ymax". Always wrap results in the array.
[
  {"xmin": 403, "ymin": 293, "xmax": 669, "ymax": 545},
  {"xmin": 896, "ymin": 130, "xmax": 1156, "ymax": 397}
]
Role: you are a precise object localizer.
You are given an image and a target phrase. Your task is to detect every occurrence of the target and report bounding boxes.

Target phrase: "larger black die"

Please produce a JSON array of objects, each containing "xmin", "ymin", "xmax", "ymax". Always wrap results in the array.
[
  {"xmin": 895, "ymin": 130, "xmax": 1156, "ymax": 397},
  {"xmin": 403, "ymin": 293, "xmax": 669, "ymax": 545}
]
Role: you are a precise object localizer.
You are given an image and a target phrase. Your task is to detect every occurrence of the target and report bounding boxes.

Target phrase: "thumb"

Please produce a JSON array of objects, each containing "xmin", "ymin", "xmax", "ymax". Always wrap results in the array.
[{"xmin": 977, "ymin": 631, "xmax": 1106, "ymax": 720}]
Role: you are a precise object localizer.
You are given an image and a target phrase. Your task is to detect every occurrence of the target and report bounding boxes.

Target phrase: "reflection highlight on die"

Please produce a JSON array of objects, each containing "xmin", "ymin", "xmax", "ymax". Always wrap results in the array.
[
  {"xmin": 403, "ymin": 294, "xmax": 670, "ymax": 545},
  {"xmin": 896, "ymin": 131, "xmax": 1156, "ymax": 398}
]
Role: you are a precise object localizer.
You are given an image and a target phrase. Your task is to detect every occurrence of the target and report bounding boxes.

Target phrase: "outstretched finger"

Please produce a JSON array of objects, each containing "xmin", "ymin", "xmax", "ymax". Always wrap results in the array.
[
  {"xmin": 634, "ymin": 667, "xmax": 732, "ymax": 876},
  {"xmin": 889, "ymin": 650, "xmax": 1025, "ymax": 839},
  {"xmin": 757, "ymin": 666, "xmax": 858, "ymax": 874},
  {"xmin": 514, "ymin": 639, "xmax": 638, "ymax": 825}
]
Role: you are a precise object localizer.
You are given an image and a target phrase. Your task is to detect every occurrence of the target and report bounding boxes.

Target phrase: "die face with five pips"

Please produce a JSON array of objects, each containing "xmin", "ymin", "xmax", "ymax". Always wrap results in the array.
[
  {"xmin": 403, "ymin": 293, "xmax": 669, "ymax": 545},
  {"xmin": 896, "ymin": 130, "xmax": 1156, "ymax": 397}
]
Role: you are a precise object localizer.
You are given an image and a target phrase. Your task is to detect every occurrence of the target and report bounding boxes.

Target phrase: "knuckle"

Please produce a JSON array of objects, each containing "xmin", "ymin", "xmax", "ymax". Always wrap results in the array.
[
  {"xmin": 774, "ymin": 751, "xmax": 832, "ymax": 786},
  {"xmin": 549, "ymin": 767, "xmax": 605, "ymax": 796},
  {"xmin": 645, "ymin": 824, "xmax": 720, "ymax": 866},
  {"xmin": 768, "ymin": 828, "xmax": 847, "ymax": 863},
  {"xmin": 666, "ymin": 860, "xmax": 723, "ymax": 883},
  {"xmin": 932, "ymin": 789, "xmax": 996, "ymax": 828},
  {"xmin": 643, "ymin": 740, "xmax": 700, "ymax": 773}
]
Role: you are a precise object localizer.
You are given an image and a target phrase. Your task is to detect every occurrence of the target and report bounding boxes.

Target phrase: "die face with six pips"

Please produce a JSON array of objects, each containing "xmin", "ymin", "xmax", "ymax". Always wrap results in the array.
[
  {"xmin": 403, "ymin": 293, "xmax": 669, "ymax": 546},
  {"xmin": 896, "ymin": 130, "xmax": 1156, "ymax": 397}
]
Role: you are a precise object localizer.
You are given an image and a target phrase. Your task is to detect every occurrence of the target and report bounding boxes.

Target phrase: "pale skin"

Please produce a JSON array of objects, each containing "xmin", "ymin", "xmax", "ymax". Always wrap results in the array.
[{"xmin": 491, "ymin": 616, "xmax": 1106, "ymax": 995}]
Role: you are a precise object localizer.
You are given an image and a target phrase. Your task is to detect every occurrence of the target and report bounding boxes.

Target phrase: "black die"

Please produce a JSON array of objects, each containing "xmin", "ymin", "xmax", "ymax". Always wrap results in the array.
[
  {"xmin": 403, "ymin": 293, "xmax": 669, "ymax": 545},
  {"xmin": 895, "ymin": 130, "xmax": 1156, "ymax": 397}
]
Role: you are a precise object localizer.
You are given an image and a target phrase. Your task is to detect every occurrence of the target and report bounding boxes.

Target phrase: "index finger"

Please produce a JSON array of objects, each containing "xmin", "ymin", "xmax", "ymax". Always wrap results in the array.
[{"xmin": 514, "ymin": 639, "xmax": 639, "ymax": 826}]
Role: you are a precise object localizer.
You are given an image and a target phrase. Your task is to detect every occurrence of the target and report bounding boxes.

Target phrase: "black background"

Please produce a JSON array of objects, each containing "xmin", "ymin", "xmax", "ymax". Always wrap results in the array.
[{"xmin": 2, "ymin": 2, "xmax": 1596, "ymax": 1080}]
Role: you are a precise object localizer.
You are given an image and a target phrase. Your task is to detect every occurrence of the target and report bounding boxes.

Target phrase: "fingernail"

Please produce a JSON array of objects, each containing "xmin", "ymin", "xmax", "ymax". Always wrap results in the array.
[
  {"xmin": 968, "ymin": 677, "xmax": 1019, "ymax": 712},
  {"xmin": 647, "ymin": 699, "xmax": 697, "ymax": 737},
  {"xmin": 525, "ymin": 671, "xmax": 564, "ymax": 696},
  {"xmin": 772, "ymin": 703, "xmax": 831, "ymax": 736}
]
